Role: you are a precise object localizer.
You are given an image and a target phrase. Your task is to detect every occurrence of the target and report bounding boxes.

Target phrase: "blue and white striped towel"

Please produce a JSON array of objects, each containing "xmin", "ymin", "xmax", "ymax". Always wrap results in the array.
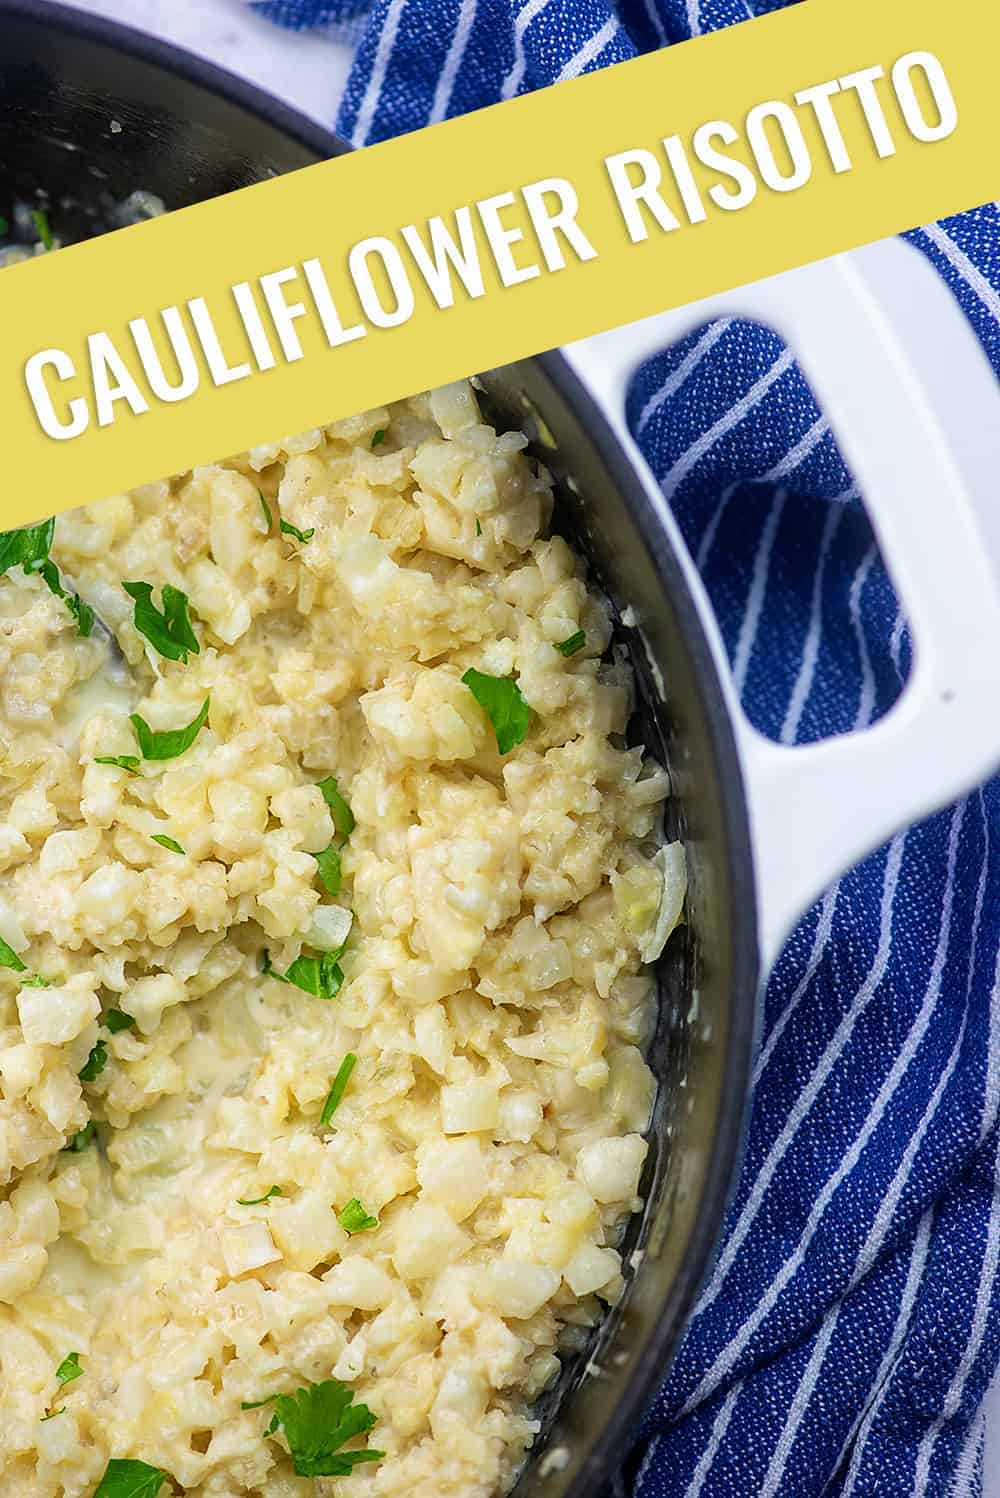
[{"xmin": 252, "ymin": 1, "xmax": 1000, "ymax": 1492}]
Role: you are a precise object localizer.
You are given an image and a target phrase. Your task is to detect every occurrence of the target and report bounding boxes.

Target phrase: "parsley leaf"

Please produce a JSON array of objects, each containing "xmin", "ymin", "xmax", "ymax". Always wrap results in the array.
[
  {"xmin": 0, "ymin": 519, "xmax": 93, "ymax": 635},
  {"xmin": 262, "ymin": 947, "xmax": 346, "ymax": 1001},
  {"xmin": 55, "ymin": 1352, "xmax": 84, "ymax": 1386},
  {"xmin": 123, "ymin": 581, "xmax": 200, "ymax": 663},
  {"xmin": 104, "ymin": 1009, "xmax": 135, "ymax": 1034},
  {"xmin": 461, "ymin": 668, "xmax": 531, "ymax": 754},
  {"xmin": 370, "ymin": 429, "xmax": 386, "ymax": 448},
  {"xmin": 260, "ymin": 1378, "xmax": 383, "ymax": 1478},
  {"xmin": 65, "ymin": 592, "xmax": 95, "ymax": 636},
  {"xmin": 0, "ymin": 940, "xmax": 49, "ymax": 989},
  {"xmin": 321, "ymin": 1053, "xmax": 357, "ymax": 1126},
  {"xmin": 556, "ymin": 630, "xmax": 586, "ymax": 658},
  {"xmin": 317, "ymin": 777, "xmax": 354, "ymax": 839},
  {"xmin": 31, "ymin": 208, "xmax": 54, "ymax": 251},
  {"xmin": 93, "ymin": 1458, "xmax": 171, "ymax": 1498},
  {"xmin": 151, "ymin": 834, "xmax": 185, "ymax": 855},
  {"xmin": 0, "ymin": 518, "xmax": 54, "ymax": 575},
  {"xmin": 64, "ymin": 1121, "xmax": 95, "ymax": 1153},
  {"xmin": 286, "ymin": 951, "xmax": 345, "ymax": 1000},
  {"xmin": 237, "ymin": 1185, "xmax": 283, "ymax": 1206},
  {"xmin": 130, "ymin": 697, "xmax": 210, "ymax": 761},
  {"xmin": 0, "ymin": 936, "xmax": 27, "ymax": 973},
  {"xmin": 79, "ymin": 1041, "xmax": 107, "ymax": 1083},
  {"xmin": 258, "ymin": 491, "xmax": 314, "ymax": 543},
  {"xmin": 339, "ymin": 1198, "xmax": 378, "ymax": 1235},
  {"xmin": 94, "ymin": 755, "xmax": 142, "ymax": 776},
  {"xmin": 242, "ymin": 1394, "xmax": 279, "ymax": 1410},
  {"xmin": 313, "ymin": 842, "xmax": 341, "ymax": 897},
  {"xmin": 279, "ymin": 518, "xmax": 315, "ymax": 544}
]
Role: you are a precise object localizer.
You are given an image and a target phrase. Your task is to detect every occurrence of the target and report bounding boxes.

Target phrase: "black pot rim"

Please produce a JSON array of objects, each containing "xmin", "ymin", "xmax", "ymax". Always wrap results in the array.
[
  {"xmin": 0, "ymin": 3, "xmax": 761, "ymax": 1486},
  {"xmin": 0, "ymin": 0, "xmax": 346, "ymax": 163},
  {"xmin": 532, "ymin": 348, "xmax": 760, "ymax": 1488}
]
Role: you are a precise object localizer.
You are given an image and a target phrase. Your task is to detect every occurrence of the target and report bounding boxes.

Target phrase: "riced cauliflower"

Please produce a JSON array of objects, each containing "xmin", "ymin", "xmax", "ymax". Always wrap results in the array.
[{"xmin": 0, "ymin": 381, "xmax": 683, "ymax": 1497}]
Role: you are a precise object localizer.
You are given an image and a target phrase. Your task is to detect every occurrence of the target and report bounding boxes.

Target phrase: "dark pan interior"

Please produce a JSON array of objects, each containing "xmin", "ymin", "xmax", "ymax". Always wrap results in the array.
[{"xmin": 0, "ymin": 5, "xmax": 760, "ymax": 1494}]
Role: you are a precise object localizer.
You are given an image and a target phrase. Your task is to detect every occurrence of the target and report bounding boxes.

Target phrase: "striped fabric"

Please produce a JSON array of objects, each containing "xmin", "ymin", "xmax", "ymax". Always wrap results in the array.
[{"xmin": 252, "ymin": 1, "xmax": 1000, "ymax": 1492}]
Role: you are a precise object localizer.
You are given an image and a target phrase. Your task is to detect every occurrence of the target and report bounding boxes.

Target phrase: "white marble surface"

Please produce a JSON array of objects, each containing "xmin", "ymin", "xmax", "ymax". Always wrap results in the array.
[{"xmin": 34, "ymin": 0, "xmax": 1000, "ymax": 1490}]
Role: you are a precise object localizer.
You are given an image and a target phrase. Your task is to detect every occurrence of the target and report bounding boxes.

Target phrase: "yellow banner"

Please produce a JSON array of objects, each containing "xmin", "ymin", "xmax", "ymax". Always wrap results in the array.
[{"xmin": 1, "ymin": 0, "xmax": 998, "ymax": 524}]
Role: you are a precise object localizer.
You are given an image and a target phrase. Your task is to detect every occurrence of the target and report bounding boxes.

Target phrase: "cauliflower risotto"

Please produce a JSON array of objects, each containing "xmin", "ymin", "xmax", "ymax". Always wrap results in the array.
[{"xmin": 0, "ymin": 381, "xmax": 684, "ymax": 1498}]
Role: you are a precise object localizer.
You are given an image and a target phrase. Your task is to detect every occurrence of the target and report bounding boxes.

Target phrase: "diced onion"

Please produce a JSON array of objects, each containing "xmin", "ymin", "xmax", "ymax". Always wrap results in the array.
[
  {"xmin": 639, "ymin": 841, "xmax": 687, "ymax": 963},
  {"xmin": 307, "ymin": 904, "xmax": 353, "ymax": 953}
]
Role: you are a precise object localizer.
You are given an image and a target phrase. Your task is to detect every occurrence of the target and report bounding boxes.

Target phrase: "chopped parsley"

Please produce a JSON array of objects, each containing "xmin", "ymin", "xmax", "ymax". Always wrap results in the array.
[
  {"xmin": 0, "ymin": 936, "xmax": 26, "ymax": 973},
  {"xmin": 254, "ymin": 1378, "xmax": 383, "ymax": 1478},
  {"xmin": 313, "ymin": 842, "xmax": 341, "ymax": 897},
  {"xmin": 461, "ymin": 668, "xmax": 531, "ymax": 754},
  {"xmin": 258, "ymin": 492, "xmax": 314, "ymax": 543},
  {"xmin": 262, "ymin": 948, "xmax": 345, "ymax": 1001},
  {"xmin": 130, "ymin": 696, "xmax": 210, "ymax": 761},
  {"xmin": 370, "ymin": 429, "xmax": 387, "ymax": 448},
  {"xmin": 475, "ymin": 518, "xmax": 482, "ymax": 537},
  {"xmin": 69, "ymin": 594, "xmax": 95, "ymax": 635},
  {"xmin": 55, "ymin": 1352, "xmax": 84, "ymax": 1387},
  {"xmin": 151, "ymin": 834, "xmax": 185, "ymax": 855},
  {"xmin": 237, "ymin": 1185, "xmax": 283, "ymax": 1206},
  {"xmin": 0, "ymin": 517, "xmax": 54, "ymax": 575},
  {"xmin": 312, "ymin": 777, "xmax": 354, "ymax": 899},
  {"xmin": 41, "ymin": 1350, "xmax": 83, "ymax": 1412},
  {"xmin": 0, "ymin": 215, "xmax": 8, "ymax": 236},
  {"xmin": 0, "ymin": 940, "xmax": 49, "ymax": 988},
  {"xmin": 31, "ymin": 208, "xmax": 53, "ymax": 251},
  {"xmin": 242, "ymin": 1394, "xmax": 278, "ymax": 1410},
  {"xmin": 94, "ymin": 755, "xmax": 142, "ymax": 776},
  {"xmin": 123, "ymin": 581, "xmax": 199, "ymax": 663},
  {"xmin": 79, "ymin": 1041, "xmax": 107, "ymax": 1083},
  {"xmin": 64, "ymin": 1121, "xmax": 95, "ymax": 1153},
  {"xmin": 104, "ymin": 1008, "xmax": 135, "ymax": 1034},
  {"xmin": 320, "ymin": 1053, "xmax": 357, "ymax": 1126},
  {"xmin": 93, "ymin": 1458, "xmax": 171, "ymax": 1498},
  {"xmin": 339, "ymin": 1198, "xmax": 378, "ymax": 1235},
  {"xmin": 279, "ymin": 518, "xmax": 315, "ymax": 544},
  {"xmin": 0, "ymin": 519, "xmax": 92, "ymax": 634},
  {"xmin": 556, "ymin": 630, "xmax": 586, "ymax": 657},
  {"xmin": 318, "ymin": 777, "xmax": 354, "ymax": 839}
]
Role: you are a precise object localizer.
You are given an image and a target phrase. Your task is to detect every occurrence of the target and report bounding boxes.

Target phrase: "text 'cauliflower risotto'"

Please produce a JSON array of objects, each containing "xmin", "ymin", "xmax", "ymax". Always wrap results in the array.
[{"xmin": 0, "ymin": 381, "xmax": 684, "ymax": 1498}]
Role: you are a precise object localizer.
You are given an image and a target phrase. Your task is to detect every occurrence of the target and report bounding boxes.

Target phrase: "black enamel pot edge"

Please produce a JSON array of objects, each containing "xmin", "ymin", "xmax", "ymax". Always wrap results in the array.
[{"xmin": 0, "ymin": 4, "xmax": 761, "ymax": 1493}]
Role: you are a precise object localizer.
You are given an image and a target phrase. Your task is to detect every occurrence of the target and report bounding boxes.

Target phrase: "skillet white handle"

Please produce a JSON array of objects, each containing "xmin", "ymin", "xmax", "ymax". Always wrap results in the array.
[{"xmin": 562, "ymin": 237, "xmax": 1000, "ymax": 972}]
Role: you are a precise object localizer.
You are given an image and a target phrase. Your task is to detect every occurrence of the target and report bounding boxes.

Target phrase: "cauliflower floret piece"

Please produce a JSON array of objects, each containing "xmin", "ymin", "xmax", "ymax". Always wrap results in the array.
[
  {"xmin": 17, "ymin": 974, "xmax": 100, "ymax": 1047},
  {"xmin": 0, "ymin": 1241, "xmax": 48, "ymax": 1303},
  {"xmin": 392, "ymin": 1204, "xmax": 468, "ymax": 1279},
  {"xmin": 220, "ymin": 1224, "xmax": 281, "ymax": 1277},
  {"xmin": 0, "ymin": 1044, "xmax": 43, "ymax": 1099},
  {"xmin": 563, "ymin": 1243, "xmax": 621, "ymax": 1296},
  {"xmin": 475, "ymin": 1261, "xmax": 560, "ymax": 1320},
  {"xmin": 575, "ymin": 1134, "xmax": 648, "ymax": 1205},
  {"xmin": 269, "ymin": 784, "xmax": 333, "ymax": 853},
  {"xmin": 417, "ymin": 1137, "xmax": 488, "ymax": 1222},
  {"xmin": 361, "ymin": 666, "xmax": 488, "ymax": 764},
  {"xmin": 323, "ymin": 1257, "xmax": 394, "ymax": 1311},
  {"xmin": 440, "ymin": 1080, "xmax": 500, "ymax": 1135},
  {"xmin": 122, "ymin": 973, "xmax": 187, "ymax": 1035}
]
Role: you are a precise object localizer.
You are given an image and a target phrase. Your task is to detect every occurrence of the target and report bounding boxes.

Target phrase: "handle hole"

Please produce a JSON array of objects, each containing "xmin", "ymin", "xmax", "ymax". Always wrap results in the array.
[{"xmin": 624, "ymin": 315, "xmax": 913, "ymax": 745}]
